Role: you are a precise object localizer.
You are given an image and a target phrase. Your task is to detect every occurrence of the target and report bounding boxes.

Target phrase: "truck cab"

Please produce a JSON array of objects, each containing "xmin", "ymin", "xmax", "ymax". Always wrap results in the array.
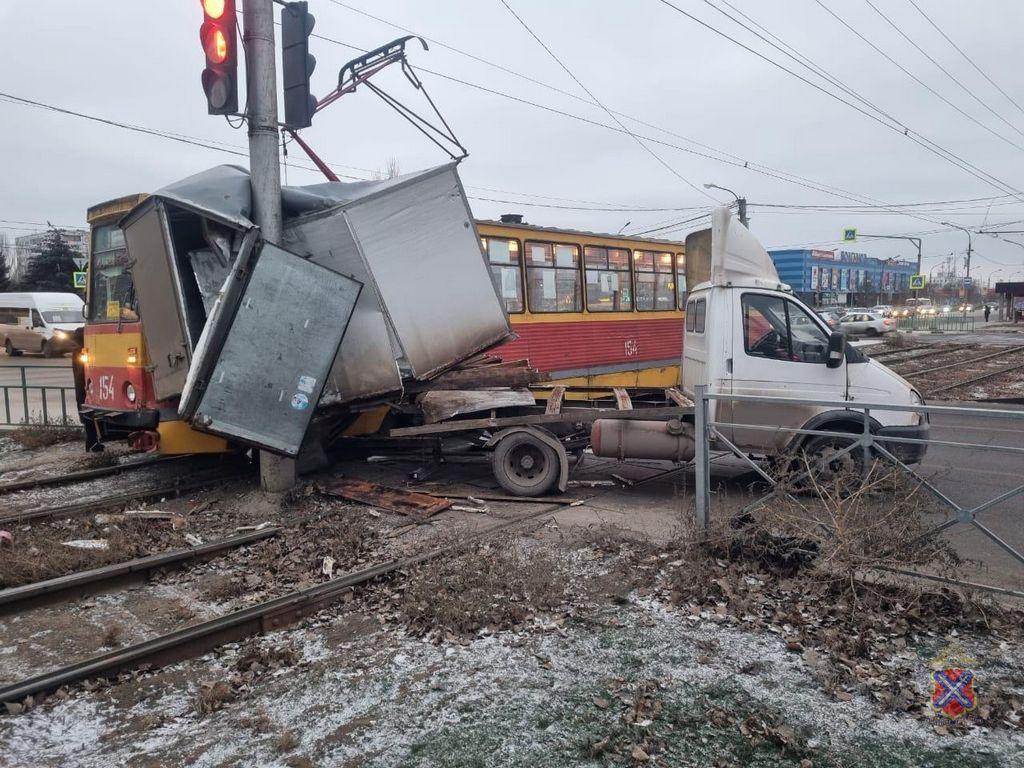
[{"xmin": 682, "ymin": 207, "xmax": 927, "ymax": 462}]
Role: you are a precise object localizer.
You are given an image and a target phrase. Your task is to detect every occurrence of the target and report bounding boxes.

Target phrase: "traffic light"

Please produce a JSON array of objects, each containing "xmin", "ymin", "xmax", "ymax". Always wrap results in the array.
[
  {"xmin": 200, "ymin": 0, "xmax": 238, "ymax": 115},
  {"xmin": 281, "ymin": 1, "xmax": 317, "ymax": 128}
]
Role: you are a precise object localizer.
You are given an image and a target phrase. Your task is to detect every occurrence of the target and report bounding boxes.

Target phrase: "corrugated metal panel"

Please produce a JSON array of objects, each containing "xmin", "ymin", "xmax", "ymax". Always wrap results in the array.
[
  {"xmin": 344, "ymin": 168, "xmax": 511, "ymax": 379},
  {"xmin": 283, "ymin": 207, "xmax": 403, "ymax": 404},
  {"xmin": 493, "ymin": 317, "xmax": 683, "ymax": 373}
]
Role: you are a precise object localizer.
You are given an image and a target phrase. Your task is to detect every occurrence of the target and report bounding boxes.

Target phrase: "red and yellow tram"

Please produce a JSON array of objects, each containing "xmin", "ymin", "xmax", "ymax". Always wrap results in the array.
[{"xmin": 478, "ymin": 219, "xmax": 686, "ymax": 389}]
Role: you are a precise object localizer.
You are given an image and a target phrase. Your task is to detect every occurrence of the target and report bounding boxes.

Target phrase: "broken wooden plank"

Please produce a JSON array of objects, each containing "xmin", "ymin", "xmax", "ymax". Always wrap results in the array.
[
  {"xmin": 323, "ymin": 478, "xmax": 452, "ymax": 521},
  {"xmin": 664, "ymin": 387, "xmax": 694, "ymax": 407},
  {"xmin": 612, "ymin": 387, "xmax": 633, "ymax": 410},
  {"xmin": 545, "ymin": 385, "xmax": 566, "ymax": 415}
]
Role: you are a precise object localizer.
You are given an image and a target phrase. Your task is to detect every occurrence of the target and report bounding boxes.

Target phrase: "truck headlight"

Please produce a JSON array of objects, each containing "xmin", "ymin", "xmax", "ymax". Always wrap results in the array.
[{"xmin": 54, "ymin": 330, "xmax": 67, "ymax": 339}]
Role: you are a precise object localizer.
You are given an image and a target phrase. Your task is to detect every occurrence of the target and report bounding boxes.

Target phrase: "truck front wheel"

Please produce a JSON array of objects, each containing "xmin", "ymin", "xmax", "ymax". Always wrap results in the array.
[
  {"xmin": 492, "ymin": 431, "xmax": 560, "ymax": 497},
  {"xmin": 795, "ymin": 433, "xmax": 866, "ymax": 493}
]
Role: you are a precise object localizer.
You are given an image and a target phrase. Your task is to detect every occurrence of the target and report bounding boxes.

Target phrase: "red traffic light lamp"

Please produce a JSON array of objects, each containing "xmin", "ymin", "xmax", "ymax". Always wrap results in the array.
[{"xmin": 200, "ymin": 0, "xmax": 238, "ymax": 114}]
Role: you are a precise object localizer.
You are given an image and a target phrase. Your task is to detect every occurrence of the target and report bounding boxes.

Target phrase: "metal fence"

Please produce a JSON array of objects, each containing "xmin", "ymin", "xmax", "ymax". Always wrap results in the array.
[
  {"xmin": 0, "ymin": 365, "xmax": 78, "ymax": 426},
  {"xmin": 894, "ymin": 313, "xmax": 976, "ymax": 333},
  {"xmin": 692, "ymin": 384, "xmax": 1024, "ymax": 598}
]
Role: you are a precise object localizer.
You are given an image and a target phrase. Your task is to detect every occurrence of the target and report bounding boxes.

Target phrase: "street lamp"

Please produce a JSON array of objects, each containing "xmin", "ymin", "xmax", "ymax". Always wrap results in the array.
[
  {"xmin": 703, "ymin": 183, "xmax": 748, "ymax": 227},
  {"xmin": 941, "ymin": 221, "xmax": 973, "ymax": 302}
]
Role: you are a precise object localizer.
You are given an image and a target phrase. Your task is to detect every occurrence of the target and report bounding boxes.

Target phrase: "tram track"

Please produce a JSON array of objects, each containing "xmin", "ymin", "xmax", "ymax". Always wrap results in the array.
[
  {"xmin": 0, "ymin": 464, "xmax": 255, "ymax": 527},
  {"xmin": 0, "ymin": 454, "xmax": 195, "ymax": 495},
  {"xmin": 925, "ymin": 361, "xmax": 1024, "ymax": 396},
  {"xmin": 898, "ymin": 346, "xmax": 1024, "ymax": 378},
  {"xmin": 0, "ymin": 527, "xmax": 279, "ymax": 617},
  {"xmin": 0, "ymin": 499, "xmax": 574, "ymax": 708},
  {"xmin": 869, "ymin": 344, "xmax": 971, "ymax": 363}
]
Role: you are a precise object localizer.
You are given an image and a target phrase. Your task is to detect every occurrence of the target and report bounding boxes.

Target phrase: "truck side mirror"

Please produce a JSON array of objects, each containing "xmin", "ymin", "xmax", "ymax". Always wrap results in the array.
[{"xmin": 826, "ymin": 331, "xmax": 845, "ymax": 368}]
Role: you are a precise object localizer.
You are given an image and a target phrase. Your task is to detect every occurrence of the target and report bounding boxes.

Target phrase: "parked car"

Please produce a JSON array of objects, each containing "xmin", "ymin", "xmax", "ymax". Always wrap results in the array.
[
  {"xmin": 0, "ymin": 292, "xmax": 85, "ymax": 357},
  {"xmin": 817, "ymin": 310, "xmax": 842, "ymax": 328},
  {"xmin": 838, "ymin": 311, "xmax": 894, "ymax": 337}
]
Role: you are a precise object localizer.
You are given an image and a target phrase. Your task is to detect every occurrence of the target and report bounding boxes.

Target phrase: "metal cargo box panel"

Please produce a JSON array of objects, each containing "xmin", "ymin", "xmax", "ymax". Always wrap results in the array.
[
  {"xmin": 191, "ymin": 243, "xmax": 361, "ymax": 455},
  {"xmin": 344, "ymin": 167, "xmax": 511, "ymax": 379},
  {"xmin": 283, "ymin": 208, "xmax": 402, "ymax": 404},
  {"xmin": 121, "ymin": 200, "xmax": 193, "ymax": 400}
]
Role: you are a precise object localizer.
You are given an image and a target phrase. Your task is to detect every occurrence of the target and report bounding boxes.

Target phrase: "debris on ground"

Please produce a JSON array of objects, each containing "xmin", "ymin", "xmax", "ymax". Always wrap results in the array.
[{"xmin": 397, "ymin": 538, "xmax": 567, "ymax": 638}]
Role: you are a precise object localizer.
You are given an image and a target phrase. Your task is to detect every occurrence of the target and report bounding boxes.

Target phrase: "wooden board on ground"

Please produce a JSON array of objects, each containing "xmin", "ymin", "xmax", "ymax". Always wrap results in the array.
[{"xmin": 323, "ymin": 478, "xmax": 452, "ymax": 521}]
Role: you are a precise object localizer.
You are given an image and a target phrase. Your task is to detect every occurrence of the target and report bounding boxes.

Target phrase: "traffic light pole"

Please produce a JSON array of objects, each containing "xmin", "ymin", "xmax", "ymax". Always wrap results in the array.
[{"xmin": 242, "ymin": 0, "xmax": 295, "ymax": 493}]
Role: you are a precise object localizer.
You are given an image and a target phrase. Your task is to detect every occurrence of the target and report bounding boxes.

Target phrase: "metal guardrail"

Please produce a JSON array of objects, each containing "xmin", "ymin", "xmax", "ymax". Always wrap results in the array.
[
  {"xmin": 894, "ymin": 313, "xmax": 976, "ymax": 332},
  {"xmin": 0, "ymin": 365, "xmax": 77, "ymax": 426},
  {"xmin": 692, "ymin": 385, "xmax": 1024, "ymax": 598}
]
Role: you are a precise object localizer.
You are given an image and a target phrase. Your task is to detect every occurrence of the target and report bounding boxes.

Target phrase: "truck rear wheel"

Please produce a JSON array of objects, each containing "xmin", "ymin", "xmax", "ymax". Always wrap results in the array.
[{"xmin": 492, "ymin": 431, "xmax": 560, "ymax": 497}]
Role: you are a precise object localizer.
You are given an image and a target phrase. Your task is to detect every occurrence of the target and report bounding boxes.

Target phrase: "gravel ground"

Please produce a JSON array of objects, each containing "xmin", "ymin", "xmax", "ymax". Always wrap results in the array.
[{"xmin": 1, "ymin": 538, "xmax": 1022, "ymax": 768}]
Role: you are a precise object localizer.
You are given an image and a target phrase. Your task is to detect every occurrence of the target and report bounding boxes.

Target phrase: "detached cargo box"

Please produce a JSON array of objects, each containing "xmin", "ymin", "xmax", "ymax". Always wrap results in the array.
[{"xmin": 120, "ymin": 162, "xmax": 512, "ymax": 455}]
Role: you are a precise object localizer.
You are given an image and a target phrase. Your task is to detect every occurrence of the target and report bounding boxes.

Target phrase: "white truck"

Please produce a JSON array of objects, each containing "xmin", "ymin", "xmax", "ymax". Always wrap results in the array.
[
  {"xmin": 0, "ymin": 292, "xmax": 85, "ymax": 358},
  {"xmin": 591, "ymin": 207, "xmax": 928, "ymax": 468}
]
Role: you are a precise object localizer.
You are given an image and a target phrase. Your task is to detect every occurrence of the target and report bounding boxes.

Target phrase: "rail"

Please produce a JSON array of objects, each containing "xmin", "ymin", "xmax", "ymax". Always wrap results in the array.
[
  {"xmin": 0, "ymin": 364, "xmax": 77, "ymax": 427},
  {"xmin": 692, "ymin": 385, "xmax": 1024, "ymax": 598}
]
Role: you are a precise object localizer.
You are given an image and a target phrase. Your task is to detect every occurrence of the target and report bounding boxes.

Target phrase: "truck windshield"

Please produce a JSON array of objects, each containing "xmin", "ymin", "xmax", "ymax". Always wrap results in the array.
[
  {"xmin": 88, "ymin": 223, "xmax": 139, "ymax": 323},
  {"xmin": 41, "ymin": 311, "xmax": 82, "ymax": 324}
]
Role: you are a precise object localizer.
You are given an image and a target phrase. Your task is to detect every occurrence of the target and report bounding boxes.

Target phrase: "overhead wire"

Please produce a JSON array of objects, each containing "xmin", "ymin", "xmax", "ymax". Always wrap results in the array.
[
  {"xmin": 904, "ymin": 0, "xmax": 1024, "ymax": 120},
  {"xmin": 495, "ymin": 0, "xmax": 713, "ymax": 203},
  {"xmin": 316, "ymin": 5, "xmax": 969, "ymax": 221},
  {"xmin": 654, "ymin": 0, "xmax": 1024, "ymax": 201},
  {"xmin": 862, "ymin": 0, "xmax": 1024, "ymax": 142}
]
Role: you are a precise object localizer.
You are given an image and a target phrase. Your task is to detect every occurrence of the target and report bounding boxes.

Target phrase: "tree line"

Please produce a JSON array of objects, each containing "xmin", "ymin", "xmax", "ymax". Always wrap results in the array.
[{"xmin": 0, "ymin": 229, "xmax": 84, "ymax": 295}]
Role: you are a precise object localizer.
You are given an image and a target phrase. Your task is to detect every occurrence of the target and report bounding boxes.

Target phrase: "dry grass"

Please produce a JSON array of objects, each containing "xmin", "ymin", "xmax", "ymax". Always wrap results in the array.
[
  {"xmin": 101, "ymin": 624, "xmax": 124, "ymax": 648},
  {"xmin": 202, "ymin": 573, "xmax": 248, "ymax": 601},
  {"xmin": 662, "ymin": 464, "xmax": 1024, "ymax": 724},
  {"xmin": 884, "ymin": 330, "xmax": 910, "ymax": 348},
  {"xmin": 8, "ymin": 421, "xmax": 82, "ymax": 449},
  {"xmin": 193, "ymin": 680, "xmax": 237, "ymax": 714},
  {"xmin": 401, "ymin": 538, "xmax": 566, "ymax": 636},
  {"xmin": 273, "ymin": 730, "xmax": 299, "ymax": 753},
  {"xmin": 0, "ymin": 519, "xmax": 178, "ymax": 588}
]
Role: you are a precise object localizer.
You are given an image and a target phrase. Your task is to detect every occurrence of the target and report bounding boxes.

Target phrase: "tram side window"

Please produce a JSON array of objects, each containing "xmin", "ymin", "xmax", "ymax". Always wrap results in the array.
[
  {"xmin": 482, "ymin": 236, "xmax": 524, "ymax": 313},
  {"xmin": 584, "ymin": 246, "xmax": 632, "ymax": 311},
  {"xmin": 675, "ymin": 253, "xmax": 687, "ymax": 307},
  {"xmin": 635, "ymin": 250, "xmax": 676, "ymax": 311},
  {"xmin": 525, "ymin": 241, "xmax": 582, "ymax": 312}
]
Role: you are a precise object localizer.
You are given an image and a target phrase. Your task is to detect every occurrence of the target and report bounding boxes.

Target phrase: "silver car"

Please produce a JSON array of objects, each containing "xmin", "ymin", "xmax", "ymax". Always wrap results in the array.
[{"xmin": 838, "ymin": 311, "xmax": 894, "ymax": 337}]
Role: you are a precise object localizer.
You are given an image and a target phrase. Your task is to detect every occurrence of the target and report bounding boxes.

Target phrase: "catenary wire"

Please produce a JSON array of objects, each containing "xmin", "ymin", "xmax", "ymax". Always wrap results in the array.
[
  {"xmin": 862, "ymin": 0, "xmax": 1024, "ymax": 142},
  {"xmin": 654, "ymin": 0, "xmax": 1024, "ymax": 200},
  {"xmin": 905, "ymin": 0, "xmax": 1024, "ymax": 119},
  {"xmin": 496, "ymin": 0, "xmax": 714, "ymax": 202}
]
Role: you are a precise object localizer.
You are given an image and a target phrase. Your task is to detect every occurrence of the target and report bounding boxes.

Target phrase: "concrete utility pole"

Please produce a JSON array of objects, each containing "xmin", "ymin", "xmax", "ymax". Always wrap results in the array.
[
  {"xmin": 242, "ymin": 0, "xmax": 295, "ymax": 492},
  {"xmin": 703, "ymin": 183, "xmax": 748, "ymax": 228},
  {"xmin": 942, "ymin": 222, "xmax": 973, "ymax": 302}
]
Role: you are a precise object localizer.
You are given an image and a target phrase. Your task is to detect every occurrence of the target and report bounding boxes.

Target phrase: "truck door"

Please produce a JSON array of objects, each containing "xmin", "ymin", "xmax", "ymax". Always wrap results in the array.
[
  {"xmin": 730, "ymin": 292, "xmax": 843, "ymax": 453},
  {"xmin": 181, "ymin": 242, "xmax": 361, "ymax": 456}
]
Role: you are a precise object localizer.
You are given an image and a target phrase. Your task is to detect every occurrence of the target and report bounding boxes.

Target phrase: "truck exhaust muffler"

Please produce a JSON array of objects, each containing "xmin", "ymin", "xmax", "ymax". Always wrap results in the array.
[{"xmin": 590, "ymin": 419, "xmax": 696, "ymax": 462}]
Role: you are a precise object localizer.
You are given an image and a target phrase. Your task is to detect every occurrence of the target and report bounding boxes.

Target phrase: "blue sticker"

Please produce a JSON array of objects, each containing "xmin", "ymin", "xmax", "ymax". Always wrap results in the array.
[{"xmin": 290, "ymin": 393, "xmax": 310, "ymax": 410}]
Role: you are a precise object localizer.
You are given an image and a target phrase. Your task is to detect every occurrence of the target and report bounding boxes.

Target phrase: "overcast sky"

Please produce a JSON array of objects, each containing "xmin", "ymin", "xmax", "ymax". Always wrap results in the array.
[{"xmin": 3, "ymin": 0, "xmax": 1024, "ymax": 283}]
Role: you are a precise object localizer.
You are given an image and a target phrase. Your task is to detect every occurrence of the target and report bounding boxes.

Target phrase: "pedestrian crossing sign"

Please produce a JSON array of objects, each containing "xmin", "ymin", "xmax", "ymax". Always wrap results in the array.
[
  {"xmin": 73, "ymin": 271, "xmax": 87, "ymax": 289},
  {"xmin": 909, "ymin": 274, "xmax": 926, "ymax": 290},
  {"xmin": 843, "ymin": 227, "xmax": 857, "ymax": 242}
]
